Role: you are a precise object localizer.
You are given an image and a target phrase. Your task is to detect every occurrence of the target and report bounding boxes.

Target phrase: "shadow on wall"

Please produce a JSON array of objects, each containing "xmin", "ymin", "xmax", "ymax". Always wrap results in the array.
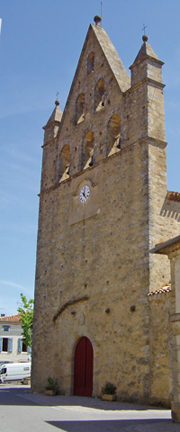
[{"xmin": 160, "ymin": 192, "xmax": 180, "ymax": 222}]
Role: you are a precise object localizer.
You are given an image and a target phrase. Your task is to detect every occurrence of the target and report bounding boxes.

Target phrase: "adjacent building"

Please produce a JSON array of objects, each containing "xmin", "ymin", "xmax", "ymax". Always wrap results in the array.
[{"xmin": 0, "ymin": 314, "xmax": 31, "ymax": 365}]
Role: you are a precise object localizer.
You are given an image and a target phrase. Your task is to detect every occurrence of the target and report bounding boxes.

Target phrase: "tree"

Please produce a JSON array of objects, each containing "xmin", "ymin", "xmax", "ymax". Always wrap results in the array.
[{"xmin": 17, "ymin": 293, "xmax": 34, "ymax": 347}]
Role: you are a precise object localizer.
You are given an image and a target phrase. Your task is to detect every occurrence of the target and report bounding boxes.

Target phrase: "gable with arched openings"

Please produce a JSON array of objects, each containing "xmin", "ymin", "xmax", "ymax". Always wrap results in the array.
[
  {"xmin": 58, "ymin": 144, "xmax": 70, "ymax": 182},
  {"xmin": 107, "ymin": 113, "xmax": 121, "ymax": 156},
  {"xmin": 81, "ymin": 130, "xmax": 94, "ymax": 170}
]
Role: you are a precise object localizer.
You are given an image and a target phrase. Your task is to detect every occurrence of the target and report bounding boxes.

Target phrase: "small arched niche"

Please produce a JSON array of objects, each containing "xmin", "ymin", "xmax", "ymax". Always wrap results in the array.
[
  {"xmin": 82, "ymin": 130, "xmax": 94, "ymax": 170},
  {"xmin": 87, "ymin": 52, "xmax": 94, "ymax": 75},
  {"xmin": 107, "ymin": 113, "xmax": 121, "ymax": 156},
  {"xmin": 58, "ymin": 144, "xmax": 70, "ymax": 182},
  {"xmin": 94, "ymin": 78, "xmax": 105, "ymax": 112},
  {"xmin": 75, "ymin": 93, "xmax": 85, "ymax": 124}
]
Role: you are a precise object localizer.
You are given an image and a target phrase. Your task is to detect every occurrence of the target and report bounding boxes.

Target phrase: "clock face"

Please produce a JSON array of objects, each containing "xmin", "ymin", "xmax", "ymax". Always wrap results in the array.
[{"xmin": 79, "ymin": 184, "xmax": 90, "ymax": 203}]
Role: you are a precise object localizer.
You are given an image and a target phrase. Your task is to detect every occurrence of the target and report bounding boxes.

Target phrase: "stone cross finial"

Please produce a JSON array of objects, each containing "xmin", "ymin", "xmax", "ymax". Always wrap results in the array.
[
  {"xmin": 55, "ymin": 92, "xmax": 60, "ymax": 106},
  {"xmin": 142, "ymin": 23, "xmax": 148, "ymax": 42},
  {"xmin": 142, "ymin": 23, "xmax": 147, "ymax": 34}
]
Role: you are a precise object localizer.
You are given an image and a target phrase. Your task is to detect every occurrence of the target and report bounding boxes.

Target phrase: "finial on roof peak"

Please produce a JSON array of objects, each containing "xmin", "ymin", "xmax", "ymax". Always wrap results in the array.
[
  {"xmin": 142, "ymin": 34, "xmax": 148, "ymax": 42},
  {"xmin": 142, "ymin": 23, "xmax": 148, "ymax": 42},
  {"xmin": 94, "ymin": 15, "xmax": 102, "ymax": 26},
  {"xmin": 55, "ymin": 92, "xmax": 60, "ymax": 106}
]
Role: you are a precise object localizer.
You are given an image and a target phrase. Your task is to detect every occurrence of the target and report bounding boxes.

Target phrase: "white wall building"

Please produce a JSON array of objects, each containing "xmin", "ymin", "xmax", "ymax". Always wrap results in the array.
[{"xmin": 0, "ymin": 314, "xmax": 31, "ymax": 365}]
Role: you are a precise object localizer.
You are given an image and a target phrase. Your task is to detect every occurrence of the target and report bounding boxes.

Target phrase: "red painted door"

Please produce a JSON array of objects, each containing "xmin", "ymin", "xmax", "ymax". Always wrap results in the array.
[{"xmin": 74, "ymin": 337, "xmax": 93, "ymax": 396}]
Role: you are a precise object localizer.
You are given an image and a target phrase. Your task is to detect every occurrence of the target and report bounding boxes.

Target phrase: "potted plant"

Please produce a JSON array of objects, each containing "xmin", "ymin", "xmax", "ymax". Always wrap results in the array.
[
  {"xmin": 101, "ymin": 382, "xmax": 117, "ymax": 401},
  {"xmin": 44, "ymin": 377, "xmax": 58, "ymax": 396}
]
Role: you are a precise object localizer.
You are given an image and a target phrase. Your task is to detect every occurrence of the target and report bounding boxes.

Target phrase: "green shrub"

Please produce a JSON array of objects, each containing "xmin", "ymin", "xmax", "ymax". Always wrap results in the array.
[
  {"xmin": 45, "ymin": 377, "xmax": 58, "ymax": 393},
  {"xmin": 102, "ymin": 382, "xmax": 117, "ymax": 395}
]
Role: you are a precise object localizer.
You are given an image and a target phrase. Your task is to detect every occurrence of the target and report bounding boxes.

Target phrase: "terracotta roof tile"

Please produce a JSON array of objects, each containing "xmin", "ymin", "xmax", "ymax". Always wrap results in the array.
[
  {"xmin": 0, "ymin": 314, "xmax": 21, "ymax": 322},
  {"xmin": 167, "ymin": 191, "xmax": 180, "ymax": 202},
  {"xmin": 148, "ymin": 284, "xmax": 171, "ymax": 296}
]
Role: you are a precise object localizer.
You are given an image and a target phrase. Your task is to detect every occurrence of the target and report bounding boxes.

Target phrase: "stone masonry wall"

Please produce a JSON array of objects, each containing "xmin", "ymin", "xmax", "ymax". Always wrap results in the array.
[
  {"xmin": 33, "ymin": 141, "xmax": 151, "ymax": 403},
  {"xmin": 149, "ymin": 292, "xmax": 172, "ymax": 407}
]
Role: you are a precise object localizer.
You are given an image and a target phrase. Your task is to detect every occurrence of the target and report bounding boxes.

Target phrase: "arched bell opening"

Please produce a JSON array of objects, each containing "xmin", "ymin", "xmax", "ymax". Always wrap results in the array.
[
  {"xmin": 73, "ymin": 336, "xmax": 93, "ymax": 397},
  {"xmin": 75, "ymin": 93, "xmax": 85, "ymax": 124},
  {"xmin": 58, "ymin": 144, "xmax": 70, "ymax": 182},
  {"xmin": 94, "ymin": 78, "xmax": 105, "ymax": 112},
  {"xmin": 87, "ymin": 51, "xmax": 95, "ymax": 75},
  {"xmin": 82, "ymin": 130, "xmax": 94, "ymax": 170},
  {"xmin": 107, "ymin": 113, "xmax": 121, "ymax": 156}
]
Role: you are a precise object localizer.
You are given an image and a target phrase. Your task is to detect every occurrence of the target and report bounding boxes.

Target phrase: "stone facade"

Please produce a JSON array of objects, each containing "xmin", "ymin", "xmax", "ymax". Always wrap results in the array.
[
  {"xmin": 32, "ymin": 19, "xmax": 180, "ymax": 406},
  {"xmin": 150, "ymin": 235, "xmax": 180, "ymax": 421},
  {"xmin": 148, "ymin": 287, "xmax": 173, "ymax": 407}
]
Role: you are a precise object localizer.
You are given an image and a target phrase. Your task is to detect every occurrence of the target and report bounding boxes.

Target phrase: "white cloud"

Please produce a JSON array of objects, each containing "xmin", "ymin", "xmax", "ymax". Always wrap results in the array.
[{"xmin": 0, "ymin": 280, "xmax": 28, "ymax": 291}]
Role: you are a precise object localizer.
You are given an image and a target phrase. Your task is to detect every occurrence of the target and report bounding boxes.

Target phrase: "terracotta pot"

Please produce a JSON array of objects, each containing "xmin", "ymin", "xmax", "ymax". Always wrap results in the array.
[
  {"xmin": 23, "ymin": 378, "xmax": 31, "ymax": 385},
  {"xmin": 44, "ymin": 389, "xmax": 56, "ymax": 396},
  {"xmin": 102, "ymin": 394, "xmax": 116, "ymax": 401}
]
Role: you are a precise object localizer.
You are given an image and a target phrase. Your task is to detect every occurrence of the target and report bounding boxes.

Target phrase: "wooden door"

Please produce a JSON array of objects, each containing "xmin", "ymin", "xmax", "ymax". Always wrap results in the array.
[{"xmin": 74, "ymin": 336, "xmax": 93, "ymax": 396}]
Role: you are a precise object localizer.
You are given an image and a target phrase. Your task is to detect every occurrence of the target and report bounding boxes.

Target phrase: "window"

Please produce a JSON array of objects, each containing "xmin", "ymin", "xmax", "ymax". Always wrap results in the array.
[
  {"xmin": 18, "ymin": 338, "xmax": 30, "ymax": 353},
  {"xmin": 82, "ymin": 130, "xmax": 94, "ymax": 170},
  {"xmin": 75, "ymin": 93, "xmax": 85, "ymax": 124},
  {"xmin": 107, "ymin": 113, "xmax": 121, "ymax": 156},
  {"xmin": 2, "ymin": 338, "xmax": 8, "ymax": 351},
  {"xmin": 0, "ymin": 337, "xmax": 13, "ymax": 352},
  {"xmin": 22, "ymin": 342, "xmax": 27, "ymax": 353},
  {"xmin": 58, "ymin": 144, "xmax": 70, "ymax": 182},
  {"xmin": 87, "ymin": 52, "xmax": 94, "ymax": 75},
  {"xmin": 3, "ymin": 325, "xmax": 9, "ymax": 332},
  {"xmin": 94, "ymin": 78, "xmax": 105, "ymax": 112}
]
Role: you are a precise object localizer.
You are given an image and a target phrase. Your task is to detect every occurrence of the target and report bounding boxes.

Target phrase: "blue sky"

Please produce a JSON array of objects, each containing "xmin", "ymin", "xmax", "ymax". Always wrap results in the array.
[{"xmin": 0, "ymin": 0, "xmax": 180, "ymax": 315}]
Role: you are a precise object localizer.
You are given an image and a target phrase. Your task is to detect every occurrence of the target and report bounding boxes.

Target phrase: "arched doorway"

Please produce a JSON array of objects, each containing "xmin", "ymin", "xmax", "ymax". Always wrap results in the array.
[{"xmin": 74, "ymin": 336, "xmax": 93, "ymax": 396}]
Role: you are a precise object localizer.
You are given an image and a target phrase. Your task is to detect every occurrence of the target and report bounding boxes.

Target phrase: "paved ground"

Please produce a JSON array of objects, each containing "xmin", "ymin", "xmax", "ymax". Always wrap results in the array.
[{"xmin": 0, "ymin": 383, "xmax": 179, "ymax": 432}]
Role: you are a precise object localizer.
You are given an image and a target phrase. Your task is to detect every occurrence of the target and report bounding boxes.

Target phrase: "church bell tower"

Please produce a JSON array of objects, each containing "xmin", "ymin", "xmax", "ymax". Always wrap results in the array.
[{"xmin": 32, "ymin": 17, "xmax": 180, "ymax": 406}]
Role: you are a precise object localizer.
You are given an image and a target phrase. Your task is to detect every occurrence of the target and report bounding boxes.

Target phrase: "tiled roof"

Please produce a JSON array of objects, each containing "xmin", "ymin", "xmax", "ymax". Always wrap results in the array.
[
  {"xmin": 167, "ymin": 191, "xmax": 180, "ymax": 202},
  {"xmin": 148, "ymin": 284, "xmax": 171, "ymax": 296},
  {"xmin": 0, "ymin": 314, "xmax": 21, "ymax": 322}
]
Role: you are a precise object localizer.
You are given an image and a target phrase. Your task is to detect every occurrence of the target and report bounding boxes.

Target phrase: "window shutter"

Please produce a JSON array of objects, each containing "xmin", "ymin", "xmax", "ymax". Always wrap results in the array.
[
  {"xmin": 28, "ymin": 346, "xmax": 32, "ymax": 353},
  {"xmin": 0, "ymin": 337, "xmax": 2, "ymax": 352},
  {"xmin": 8, "ymin": 338, "xmax": 13, "ymax": 353},
  {"xmin": 18, "ymin": 338, "xmax": 22, "ymax": 353}
]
